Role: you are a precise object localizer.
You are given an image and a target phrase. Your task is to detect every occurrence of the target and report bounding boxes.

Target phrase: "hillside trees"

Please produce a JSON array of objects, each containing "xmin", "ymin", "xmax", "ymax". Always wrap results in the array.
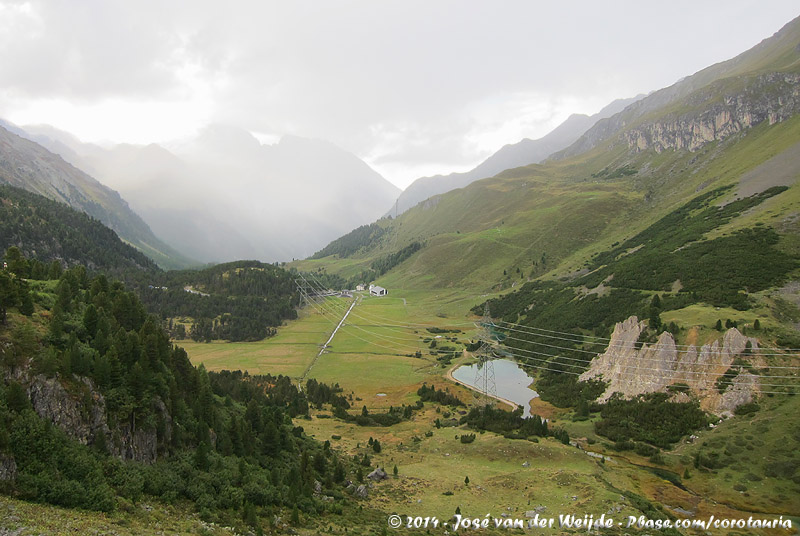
[
  {"xmin": 0, "ymin": 253, "xmax": 357, "ymax": 528},
  {"xmin": 138, "ymin": 261, "xmax": 299, "ymax": 342}
]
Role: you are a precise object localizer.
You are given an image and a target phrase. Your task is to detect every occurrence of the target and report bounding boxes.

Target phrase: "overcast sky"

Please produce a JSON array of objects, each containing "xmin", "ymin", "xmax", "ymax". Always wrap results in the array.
[{"xmin": 1, "ymin": 1, "xmax": 797, "ymax": 189}]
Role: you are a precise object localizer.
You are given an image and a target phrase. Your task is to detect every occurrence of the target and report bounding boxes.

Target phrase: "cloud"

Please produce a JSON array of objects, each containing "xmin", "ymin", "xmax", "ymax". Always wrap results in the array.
[{"xmin": 1, "ymin": 0, "xmax": 798, "ymax": 187}]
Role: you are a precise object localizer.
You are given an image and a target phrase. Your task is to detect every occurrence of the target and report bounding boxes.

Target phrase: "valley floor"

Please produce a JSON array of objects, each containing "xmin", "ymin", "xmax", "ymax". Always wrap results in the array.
[{"xmin": 180, "ymin": 289, "xmax": 800, "ymax": 535}]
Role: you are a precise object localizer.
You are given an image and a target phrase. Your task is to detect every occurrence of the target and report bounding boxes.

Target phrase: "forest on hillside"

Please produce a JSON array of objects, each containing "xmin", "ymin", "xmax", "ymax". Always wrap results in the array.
[
  {"xmin": 136, "ymin": 261, "xmax": 300, "ymax": 342},
  {"xmin": 0, "ymin": 253, "xmax": 358, "ymax": 533}
]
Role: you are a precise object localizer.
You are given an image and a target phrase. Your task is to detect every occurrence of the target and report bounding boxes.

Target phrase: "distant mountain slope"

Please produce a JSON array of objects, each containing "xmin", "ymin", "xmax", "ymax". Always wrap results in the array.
[
  {"xmin": 299, "ymin": 15, "xmax": 800, "ymax": 299},
  {"xmin": 553, "ymin": 15, "xmax": 800, "ymax": 160},
  {"xmin": 0, "ymin": 184, "xmax": 158, "ymax": 274},
  {"xmin": 0, "ymin": 125, "xmax": 194, "ymax": 269},
  {"xmin": 16, "ymin": 124, "xmax": 401, "ymax": 263},
  {"xmin": 391, "ymin": 96, "xmax": 643, "ymax": 215}
]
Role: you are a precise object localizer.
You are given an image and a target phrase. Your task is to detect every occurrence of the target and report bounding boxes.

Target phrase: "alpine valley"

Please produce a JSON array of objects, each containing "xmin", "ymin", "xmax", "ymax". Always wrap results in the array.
[{"xmin": 0, "ymin": 13, "xmax": 799, "ymax": 536}]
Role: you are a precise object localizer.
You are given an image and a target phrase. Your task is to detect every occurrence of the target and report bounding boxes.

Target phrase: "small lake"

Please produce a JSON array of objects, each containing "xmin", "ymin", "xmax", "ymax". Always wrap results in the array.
[{"xmin": 452, "ymin": 358, "xmax": 539, "ymax": 418}]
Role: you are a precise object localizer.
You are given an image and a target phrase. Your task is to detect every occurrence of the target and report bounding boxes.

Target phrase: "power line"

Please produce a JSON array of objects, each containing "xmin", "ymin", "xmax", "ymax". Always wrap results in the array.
[
  {"xmin": 496, "ymin": 332, "xmax": 800, "ymax": 374},
  {"xmin": 493, "ymin": 319, "xmax": 800, "ymax": 354}
]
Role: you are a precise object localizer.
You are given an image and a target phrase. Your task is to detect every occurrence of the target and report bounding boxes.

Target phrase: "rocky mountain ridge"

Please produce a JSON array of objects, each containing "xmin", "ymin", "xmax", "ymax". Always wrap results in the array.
[
  {"xmin": 624, "ymin": 72, "xmax": 800, "ymax": 153},
  {"xmin": 553, "ymin": 16, "xmax": 800, "ymax": 160},
  {"xmin": 389, "ymin": 96, "xmax": 643, "ymax": 216},
  {"xmin": 579, "ymin": 316, "xmax": 761, "ymax": 416},
  {"xmin": 0, "ymin": 125, "xmax": 191, "ymax": 269}
]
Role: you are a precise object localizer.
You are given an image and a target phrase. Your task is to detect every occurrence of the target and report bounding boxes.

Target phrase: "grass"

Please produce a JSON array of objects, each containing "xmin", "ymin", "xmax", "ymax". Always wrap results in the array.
[
  {"xmin": 302, "ymin": 406, "xmax": 642, "ymax": 523},
  {"xmin": 0, "ymin": 495, "xmax": 237, "ymax": 536},
  {"xmin": 668, "ymin": 393, "xmax": 800, "ymax": 516},
  {"xmin": 180, "ymin": 307, "xmax": 331, "ymax": 377}
]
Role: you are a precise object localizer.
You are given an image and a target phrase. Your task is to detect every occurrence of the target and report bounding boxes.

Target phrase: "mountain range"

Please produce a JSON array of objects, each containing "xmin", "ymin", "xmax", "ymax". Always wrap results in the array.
[
  {"xmin": 388, "ymin": 95, "xmax": 644, "ymax": 216},
  {"xmin": 0, "ymin": 122, "xmax": 192, "ymax": 269},
  {"xmin": 7, "ymin": 123, "xmax": 401, "ymax": 264},
  {"xmin": 301, "ymin": 14, "xmax": 800, "ymax": 324}
]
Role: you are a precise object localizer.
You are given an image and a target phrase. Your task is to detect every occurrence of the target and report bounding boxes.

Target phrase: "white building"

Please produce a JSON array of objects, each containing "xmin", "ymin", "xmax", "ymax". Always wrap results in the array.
[{"xmin": 369, "ymin": 284, "xmax": 387, "ymax": 296}]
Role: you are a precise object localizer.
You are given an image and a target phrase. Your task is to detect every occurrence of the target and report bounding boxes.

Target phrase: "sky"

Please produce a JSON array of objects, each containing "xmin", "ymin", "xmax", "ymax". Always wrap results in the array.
[{"xmin": 0, "ymin": 1, "xmax": 798, "ymax": 189}]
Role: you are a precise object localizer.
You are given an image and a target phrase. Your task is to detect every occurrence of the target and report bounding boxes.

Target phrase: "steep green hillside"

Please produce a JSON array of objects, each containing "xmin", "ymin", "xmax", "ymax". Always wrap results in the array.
[
  {"xmin": 0, "ymin": 125, "xmax": 195, "ymax": 269},
  {"xmin": 0, "ymin": 185, "xmax": 158, "ymax": 276},
  {"xmin": 301, "ymin": 17, "xmax": 800, "ymax": 297},
  {"xmin": 296, "ymin": 114, "xmax": 800, "ymax": 296},
  {"xmin": 0, "ymin": 255, "xmax": 365, "ymax": 534}
]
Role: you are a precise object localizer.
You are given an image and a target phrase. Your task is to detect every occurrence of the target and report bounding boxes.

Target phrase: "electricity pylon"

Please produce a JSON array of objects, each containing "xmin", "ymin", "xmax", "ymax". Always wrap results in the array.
[{"xmin": 474, "ymin": 305, "xmax": 497, "ymax": 405}]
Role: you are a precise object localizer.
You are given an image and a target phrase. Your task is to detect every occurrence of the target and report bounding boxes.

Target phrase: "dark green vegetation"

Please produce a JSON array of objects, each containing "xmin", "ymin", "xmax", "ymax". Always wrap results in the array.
[
  {"xmin": 0, "ymin": 185, "xmax": 158, "ymax": 275},
  {"xmin": 583, "ymin": 185, "xmax": 795, "ymax": 310},
  {"xmin": 461, "ymin": 405, "xmax": 570, "ymax": 444},
  {"xmin": 310, "ymin": 223, "xmax": 387, "ymax": 259},
  {"xmin": 594, "ymin": 393, "xmax": 708, "ymax": 449},
  {"xmin": 484, "ymin": 185, "xmax": 795, "ymax": 327},
  {"xmin": 416, "ymin": 383, "xmax": 464, "ymax": 407},
  {"xmin": 137, "ymin": 261, "xmax": 299, "ymax": 342},
  {"xmin": 368, "ymin": 241, "xmax": 423, "ymax": 277},
  {"xmin": 0, "ymin": 256, "xmax": 358, "ymax": 533},
  {"xmin": 0, "ymin": 126, "xmax": 193, "ymax": 270},
  {"xmin": 332, "ymin": 402, "xmax": 419, "ymax": 427}
]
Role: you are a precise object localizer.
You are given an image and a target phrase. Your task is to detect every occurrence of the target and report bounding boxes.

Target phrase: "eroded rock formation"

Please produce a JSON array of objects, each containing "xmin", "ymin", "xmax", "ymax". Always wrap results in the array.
[{"xmin": 579, "ymin": 316, "xmax": 760, "ymax": 416}]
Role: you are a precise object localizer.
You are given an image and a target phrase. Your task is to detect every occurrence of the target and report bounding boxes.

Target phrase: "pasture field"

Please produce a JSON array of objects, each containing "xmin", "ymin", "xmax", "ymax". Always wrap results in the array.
[{"xmin": 178, "ymin": 307, "xmax": 332, "ymax": 377}]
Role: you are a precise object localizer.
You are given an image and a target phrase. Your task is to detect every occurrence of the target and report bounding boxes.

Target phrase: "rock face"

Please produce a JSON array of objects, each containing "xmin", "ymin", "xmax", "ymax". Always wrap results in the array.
[
  {"xmin": 367, "ymin": 467, "xmax": 388, "ymax": 481},
  {"xmin": 623, "ymin": 74, "xmax": 800, "ymax": 153},
  {"xmin": 20, "ymin": 371, "xmax": 168, "ymax": 463},
  {"xmin": 579, "ymin": 316, "xmax": 760, "ymax": 416},
  {"xmin": 0, "ymin": 455, "xmax": 17, "ymax": 481},
  {"xmin": 27, "ymin": 375, "xmax": 110, "ymax": 446}
]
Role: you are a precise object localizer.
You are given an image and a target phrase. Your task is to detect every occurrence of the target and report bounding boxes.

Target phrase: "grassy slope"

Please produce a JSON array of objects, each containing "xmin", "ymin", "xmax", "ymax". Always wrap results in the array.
[
  {"xmin": 295, "ymin": 113, "xmax": 800, "ymax": 305},
  {"xmin": 280, "ymin": 56, "xmax": 800, "ymax": 533}
]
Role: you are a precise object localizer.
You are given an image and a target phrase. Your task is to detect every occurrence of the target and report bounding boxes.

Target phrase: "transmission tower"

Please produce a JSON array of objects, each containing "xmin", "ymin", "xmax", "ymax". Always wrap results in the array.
[
  {"xmin": 474, "ymin": 305, "xmax": 497, "ymax": 405},
  {"xmin": 295, "ymin": 277, "xmax": 319, "ymax": 309}
]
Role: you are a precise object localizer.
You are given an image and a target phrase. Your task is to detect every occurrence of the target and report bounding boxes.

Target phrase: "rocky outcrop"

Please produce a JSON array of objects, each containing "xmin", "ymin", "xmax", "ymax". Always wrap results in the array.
[
  {"xmin": 18, "ymin": 371, "xmax": 169, "ymax": 464},
  {"xmin": 579, "ymin": 316, "xmax": 760, "ymax": 416},
  {"xmin": 27, "ymin": 375, "xmax": 110, "ymax": 446},
  {"xmin": 367, "ymin": 467, "xmax": 388, "ymax": 481},
  {"xmin": 0, "ymin": 455, "xmax": 17, "ymax": 481},
  {"xmin": 112, "ymin": 397, "xmax": 172, "ymax": 463},
  {"xmin": 623, "ymin": 73, "xmax": 800, "ymax": 153}
]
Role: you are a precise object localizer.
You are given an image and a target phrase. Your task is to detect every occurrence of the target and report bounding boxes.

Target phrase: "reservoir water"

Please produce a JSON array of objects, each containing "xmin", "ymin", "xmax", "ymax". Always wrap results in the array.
[{"xmin": 451, "ymin": 358, "xmax": 539, "ymax": 417}]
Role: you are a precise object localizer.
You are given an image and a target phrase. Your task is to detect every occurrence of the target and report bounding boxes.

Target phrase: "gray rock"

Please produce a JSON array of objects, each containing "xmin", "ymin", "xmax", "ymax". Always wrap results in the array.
[
  {"xmin": 354, "ymin": 484, "xmax": 369, "ymax": 499},
  {"xmin": 0, "ymin": 455, "xmax": 17, "ymax": 481},
  {"xmin": 525, "ymin": 506, "xmax": 547, "ymax": 517},
  {"xmin": 579, "ymin": 316, "xmax": 760, "ymax": 415},
  {"xmin": 367, "ymin": 467, "xmax": 388, "ymax": 481}
]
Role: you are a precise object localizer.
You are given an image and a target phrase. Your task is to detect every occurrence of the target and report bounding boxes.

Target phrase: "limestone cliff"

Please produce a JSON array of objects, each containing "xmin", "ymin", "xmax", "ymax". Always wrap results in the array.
[
  {"xmin": 552, "ymin": 16, "xmax": 800, "ymax": 160},
  {"xmin": 623, "ymin": 73, "xmax": 800, "ymax": 153},
  {"xmin": 579, "ymin": 316, "xmax": 760, "ymax": 416}
]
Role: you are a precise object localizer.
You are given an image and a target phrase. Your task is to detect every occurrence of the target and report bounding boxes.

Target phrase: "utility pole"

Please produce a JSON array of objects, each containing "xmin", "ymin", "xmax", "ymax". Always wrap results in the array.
[{"xmin": 474, "ymin": 305, "xmax": 497, "ymax": 405}]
